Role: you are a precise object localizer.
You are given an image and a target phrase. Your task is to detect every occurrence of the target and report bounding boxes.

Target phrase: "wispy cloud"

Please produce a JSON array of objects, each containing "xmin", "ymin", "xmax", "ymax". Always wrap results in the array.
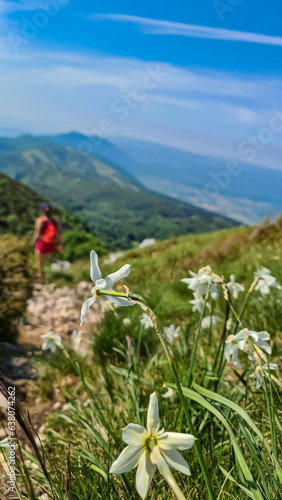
[
  {"xmin": 0, "ymin": 46, "xmax": 281, "ymax": 169},
  {"xmin": 0, "ymin": 0, "xmax": 41, "ymax": 14},
  {"xmin": 92, "ymin": 14, "xmax": 282, "ymax": 47}
]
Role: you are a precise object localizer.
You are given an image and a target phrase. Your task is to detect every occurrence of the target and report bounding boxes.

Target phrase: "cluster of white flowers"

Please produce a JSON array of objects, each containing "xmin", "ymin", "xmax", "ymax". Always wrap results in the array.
[
  {"xmin": 181, "ymin": 265, "xmax": 220, "ymax": 301},
  {"xmin": 224, "ymin": 328, "xmax": 272, "ymax": 369},
  {"xmin": 182, "ymin": 266, "xmax": 245, "ymax": 317},
  {"xmin": 254, "ymin": 267, "xmax": 280, "ymax": 296},
  {"xmin": 182, "ymin": 264, "xmax": 280, "ymax": 310},
  {"xmin": 224, "ymin": 328, "xmax": 278, "ymax": 389}
]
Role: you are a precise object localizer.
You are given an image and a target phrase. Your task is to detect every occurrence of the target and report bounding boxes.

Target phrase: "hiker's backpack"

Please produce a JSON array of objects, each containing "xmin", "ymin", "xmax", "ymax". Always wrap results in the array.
[{"xmin": 40, "ymin": 217, "xmax": 58, "ymax": 244}]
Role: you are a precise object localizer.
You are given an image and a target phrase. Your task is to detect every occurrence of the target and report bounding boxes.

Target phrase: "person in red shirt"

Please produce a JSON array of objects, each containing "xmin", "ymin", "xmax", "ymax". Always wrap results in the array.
[{"xmin": 32, "ymin": 203, "xmax": 64, "ymax": 283}]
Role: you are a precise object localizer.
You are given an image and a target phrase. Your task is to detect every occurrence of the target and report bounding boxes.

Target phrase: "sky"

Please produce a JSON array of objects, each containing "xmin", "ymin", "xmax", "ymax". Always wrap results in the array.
[{"xmin": 0, "ymin": 0, "xmax": 282, "ymax": 170}]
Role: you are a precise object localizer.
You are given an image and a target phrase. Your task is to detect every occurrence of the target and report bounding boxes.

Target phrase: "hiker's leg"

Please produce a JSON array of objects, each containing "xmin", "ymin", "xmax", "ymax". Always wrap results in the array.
[{"xmin": 35, "ymin": 249, "xmax": 46, "ymax": 283}]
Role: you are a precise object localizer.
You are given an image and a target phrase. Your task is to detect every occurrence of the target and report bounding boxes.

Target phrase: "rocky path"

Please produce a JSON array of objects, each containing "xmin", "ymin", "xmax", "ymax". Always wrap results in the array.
[
  {"xmin": 0, "ymin": 280, "xmax": 104, "ymax": 445},
  {"xmin": 18, "ymin": 280, "xmax": 104, "ymax": 349},
  {"xmin": 1, "ymin": 280, "xmax": 104, "ymax": 383}
]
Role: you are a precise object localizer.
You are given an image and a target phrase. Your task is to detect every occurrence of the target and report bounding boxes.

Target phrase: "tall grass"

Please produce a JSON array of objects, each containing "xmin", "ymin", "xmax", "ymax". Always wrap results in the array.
[{"xmin": 0, "ymin": 225, "xmax": 281, "ymax": 499}]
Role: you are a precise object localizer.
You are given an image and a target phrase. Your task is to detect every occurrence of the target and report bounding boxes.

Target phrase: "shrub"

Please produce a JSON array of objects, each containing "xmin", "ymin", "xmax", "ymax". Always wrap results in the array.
[
  {"xmin": 0, "ymin": 234, "xmax": 33, "ymax": 342},
  {"xmin": 62, "ymin": 231, "xmax": 107, "ymax": 262}
]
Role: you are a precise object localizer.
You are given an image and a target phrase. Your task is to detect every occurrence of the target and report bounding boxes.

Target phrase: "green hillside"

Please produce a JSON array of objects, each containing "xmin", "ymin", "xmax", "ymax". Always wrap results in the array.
[
  {"xmin": 0, "ymin": 135, "xmax": 239, "ymax": 248},
  {"xmin": 0, "ymin": 172, "xmax": 89, "ymax": 236},
  {"xmin": 70, "ymin": 219, "xmax": 282, "ymax": 330}
]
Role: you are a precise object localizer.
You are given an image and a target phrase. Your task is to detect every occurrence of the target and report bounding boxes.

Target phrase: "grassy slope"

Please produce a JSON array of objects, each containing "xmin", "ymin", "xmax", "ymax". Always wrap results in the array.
[
  {"xmin": 0, "ymin": 172, "xmax": 89, "ymax": 236},
  {"xmin": 66, "ymin": 222, "xmax": 282, "ymax": 339},
  {"xmin": 23, "ymin": 222, "xmax": 282, "ymax": 499}
]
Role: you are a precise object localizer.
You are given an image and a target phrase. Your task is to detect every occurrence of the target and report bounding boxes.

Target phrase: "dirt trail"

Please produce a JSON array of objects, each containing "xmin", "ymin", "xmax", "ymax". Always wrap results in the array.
[
  {"xmin": 18, "ymin": 280, "xmax": 104, "ymax": 350},
  {"xmin": 0, "ymin": 280, "xmax": 104, "ymax": 444}
]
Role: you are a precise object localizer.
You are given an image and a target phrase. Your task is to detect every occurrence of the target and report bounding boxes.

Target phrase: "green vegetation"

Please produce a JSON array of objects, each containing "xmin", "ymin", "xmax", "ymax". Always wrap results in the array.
[
  {"xmin": 0, "ymin": 135, "xmax": 238, "ymax": 249},
  {"xmin": 62, "ymin": 231, "xmax": 107, "ymax": 262},
  {"xmin": 0, "ymin": 234, "xmax": 33, "ymax": 343},
  {"xmin": 0, "ymin": 172, "xmax": 107, "ymax": 270},
  {"xmin": 0, "ymin": 173, "xmax": 89, "ymax": 236},
  {"xmin": 1, "ymin": 221, "xmax": 281, "ymax": 499}
]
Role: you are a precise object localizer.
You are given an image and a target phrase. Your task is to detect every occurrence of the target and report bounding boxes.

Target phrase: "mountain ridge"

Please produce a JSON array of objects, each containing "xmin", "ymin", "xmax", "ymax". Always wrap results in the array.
[
  {"xmin": 111, "ymin": 136, "xmax": 282, "ymax": 224},
  {"xmin": 0, "ymin": 134, "xmax": 239, "ymax": 248}
]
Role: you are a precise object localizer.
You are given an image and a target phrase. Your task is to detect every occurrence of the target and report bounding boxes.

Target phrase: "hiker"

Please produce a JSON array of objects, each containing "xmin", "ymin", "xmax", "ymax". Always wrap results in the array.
[{"xmin": 32, "ymin": 203, "xmax": 64, "ymax": 283}]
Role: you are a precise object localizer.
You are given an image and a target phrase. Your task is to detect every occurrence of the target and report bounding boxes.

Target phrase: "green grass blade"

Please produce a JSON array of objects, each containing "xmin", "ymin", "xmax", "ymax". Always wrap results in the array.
[
  {"xmin": 192, "ymin": 382, "xmax": 282, "ymax": 482},
  {"xmin": 168, "ymin": 383, "xmax": 264, "ymax": 500}
]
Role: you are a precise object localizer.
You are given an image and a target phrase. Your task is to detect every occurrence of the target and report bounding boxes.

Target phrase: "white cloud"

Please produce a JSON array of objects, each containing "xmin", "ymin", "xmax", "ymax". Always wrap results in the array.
[
  {"xmin": 92, "ymin": 14, "xmax": 282, "ymax": 47},
  {"xmin": 0, "ymin": 0, "xmax": 42, "ymax": 14},
  {"xmin": 0, "ymin": 47, "xmax": 282, "ymax": 170}
]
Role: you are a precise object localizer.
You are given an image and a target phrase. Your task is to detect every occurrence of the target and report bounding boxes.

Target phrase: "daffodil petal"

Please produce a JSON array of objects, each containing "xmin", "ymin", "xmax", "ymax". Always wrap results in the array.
[
  {"xmin": 135, "ymin": 450, "xmax": 156, "ymax": 500},
  {"xmin": 110, "ymin": 445, "xmax": 143, "ymax": 474},
  {"xmin": 40, "ymin": 331, "xmax": 54, "ymax": 339},
  {"xmin": 158, "ymin": 432, "xmax": 196, "ymax": 450},
  {"xmin": 105, "ymin": 264, "xmax": 131, "ymax": 288},
  {"xmin": 41, "ymin": 342, "xmax": 47, "ymax": 351},
  {"xmin": 161, "ymin": 448, "xmax": 191, "ymax": 475},
  {"xmin": 90, "ymin": 251, "xmax": 102, "ymax": 283},
  {"xmin": 255, "ymin": 340, "xmax": 271, "ymax": 355},
  {"xmin": 147, "ymin": 392, "xmax": 160, "ymax": 435},
  {"xmin": 80, "ymin": 296, "xmax": 96, "ymax": 325},
  {"xmin": 122, "ymin": 424, "xmax": 148, "ymax": 445},
  {"xmin": 231, "ymin": 349, "xmax": 242, "ymax": 369},
  {"xmin": 224, "ymin": 344, "xmax": 233, "ymax": 362},
  {"xmin": 106, "ymin": 295, "xmax": 135, "ymax": 307}
]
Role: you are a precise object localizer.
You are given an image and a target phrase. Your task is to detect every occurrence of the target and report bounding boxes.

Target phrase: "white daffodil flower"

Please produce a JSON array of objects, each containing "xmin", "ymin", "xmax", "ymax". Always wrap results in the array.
[
  {"xmin": 81, "ymin": 251, "xmax": 134, "ymax": 325},
  {"xmin": 244, "ymin": 330, "xmax": 272, "ymax": 361},
  {"xmin": 41, "ymin": 332, "xmax": 62, "ymax": 353},
  {"xmin": 190, "ymin": 297, "xmax": 205, "ymax": 313},
  {"xmin": 181, "ymin": 265, "xmax": 220, "ymax": 300},
  {"xmin": 254, "ymin": 267, "xmax": 279, "ymax": 296},
  {"xmin": 227, "ymin": 275, "xmax": 245, "ymax": 299},
  {"xmin": 70, "ymin": 330, "xmax": 82, "ymax": 352},
  {"xmin": 0, "ymin": 438, "xmax": 11, "ymax": 460},
  {"xmin": 250, "ymin": 363, "xmax": 277, "ymax": 389},
  {"xmin": 224, "ymin": 330, "xmax": 246, "ymax": 369},
  {"xmin": 123, "ymin": 318, "xmax": 131, "ymax": 327},
  {"xmin": 110, "ymin": 392, "xmax": 195, "ymax": 500},
  {"xmin": 162, "ymin": 387, "xmax": 176, "ymax": 402},
  {"xmin": 201, "ymin": 316, "xmax": 219, "ymax": 329},
  {"xmin": 164, "ymin": 324, "xmax": 180, "ymax": 343},
  {"xmin": 225, "ymin": 329, "xmax": 271, "ymax": 368},
  {"xmin": 140, "ymin": 313, "xmax": 154, "ymax": 329}
]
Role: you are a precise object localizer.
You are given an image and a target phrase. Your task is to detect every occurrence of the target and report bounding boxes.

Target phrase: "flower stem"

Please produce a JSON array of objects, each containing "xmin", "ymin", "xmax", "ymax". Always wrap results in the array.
[
  {"xmin": 133, "ymin": 300, "xmax": 216, "ymax": 500},
  {"xmin": 96, "ymin": 288, "xmax": 216, "ymax": 499},
  {"xmin": 187, "ymin": 286, "xmax": 209, "ymax": 387},
  {"xmin": 233, "ymin": 277, "xmax": 258, "ymax": 334}
]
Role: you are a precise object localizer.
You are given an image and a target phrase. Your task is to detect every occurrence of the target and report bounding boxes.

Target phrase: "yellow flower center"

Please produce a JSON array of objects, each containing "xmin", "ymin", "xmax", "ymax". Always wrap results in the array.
[{"xmin": 145, "ymin": 436, "xmax": 158, "ymax": 452}]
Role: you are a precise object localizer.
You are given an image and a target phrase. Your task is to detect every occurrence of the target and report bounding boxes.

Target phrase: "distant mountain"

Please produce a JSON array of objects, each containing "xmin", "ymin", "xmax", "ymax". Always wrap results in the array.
[
  {"xmin": 111, "ymin": 137, "xmax": 282, "ymax": 224},
  {"xmin": 0, "ymin": 172, "xmax": 89, "ymax": 236},
  {"xmin": 0, "ymin": 134, "xmax": 238, "ymax": 248},
  {"xmin": 40, "ymin": 132, "xmax": 141, "ymax": 188}
]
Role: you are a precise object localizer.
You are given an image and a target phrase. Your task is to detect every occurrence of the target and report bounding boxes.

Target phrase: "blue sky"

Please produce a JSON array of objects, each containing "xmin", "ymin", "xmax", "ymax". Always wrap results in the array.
[{"xmin": 1, "ymin": 0, "xmax": 282, "ymax": 169}]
